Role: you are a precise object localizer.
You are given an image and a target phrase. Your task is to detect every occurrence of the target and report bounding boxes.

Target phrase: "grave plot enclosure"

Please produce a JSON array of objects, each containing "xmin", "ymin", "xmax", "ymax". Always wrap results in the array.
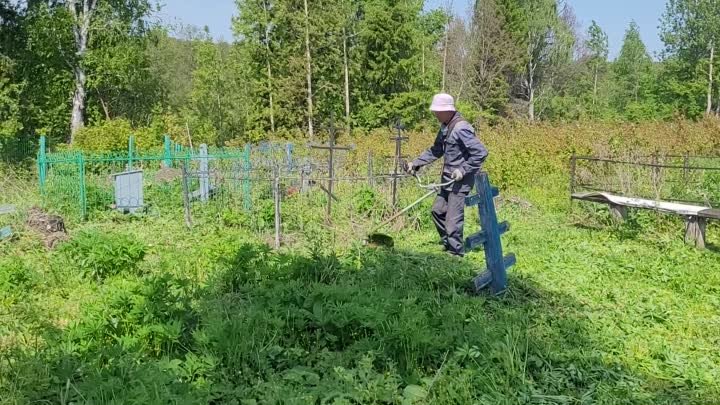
[
  {"xmin": 36, "ymin": 133, "xmax": 419, "ymax": 230},
  {"xmin": 570, "ymin": 153, "xmax": 720, "ymax": 248}
]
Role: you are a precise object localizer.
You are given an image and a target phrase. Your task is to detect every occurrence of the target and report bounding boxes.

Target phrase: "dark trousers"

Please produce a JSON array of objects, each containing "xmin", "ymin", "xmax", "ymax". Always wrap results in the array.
[{"xmin": 431, "ymin": 189, "xmax": 467, "ymax": 256}]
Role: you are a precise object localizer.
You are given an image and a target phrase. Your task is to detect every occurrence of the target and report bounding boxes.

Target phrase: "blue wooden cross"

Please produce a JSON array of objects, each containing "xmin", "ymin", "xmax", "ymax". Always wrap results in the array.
[{"xmin": 465, "ymin": 172, "xmax": 516, "ymax": 295}]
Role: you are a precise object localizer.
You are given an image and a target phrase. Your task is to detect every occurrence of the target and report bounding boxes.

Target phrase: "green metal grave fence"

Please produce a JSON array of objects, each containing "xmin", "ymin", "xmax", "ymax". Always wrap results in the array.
[
  {"xmin": 1, "ymin": 136, "xmax": 38, "ymax": 163},
  {"xmin": 37, "ymin": 135, "xmax": 301, "ymax": 220}
]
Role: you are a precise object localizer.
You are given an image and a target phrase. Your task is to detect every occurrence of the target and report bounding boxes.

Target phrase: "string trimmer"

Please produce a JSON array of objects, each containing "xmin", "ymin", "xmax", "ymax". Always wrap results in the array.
[{"xmin": 365, "ymin": 174, "xmax": 454, "ymax": 247}]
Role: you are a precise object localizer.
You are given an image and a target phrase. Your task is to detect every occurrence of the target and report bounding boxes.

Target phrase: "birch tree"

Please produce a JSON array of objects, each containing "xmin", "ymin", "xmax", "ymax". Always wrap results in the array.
[
  {"xmin": 513, "ymin": 0, "xmax": 573, "ymax": 121},
  {"xmin": 661, "ymin": 0, "xmax": 720, "ymax": 116},
  {"xmin": 66, "ymin": 0, "xmax": 97, "ymax": 142},
  {"xmin": 302, "ymin": 0, "xmax": 314, "ymax": 138},
  {"xmin": 440, "ymin": 0, "xmax": 453, "ymax": 92}
]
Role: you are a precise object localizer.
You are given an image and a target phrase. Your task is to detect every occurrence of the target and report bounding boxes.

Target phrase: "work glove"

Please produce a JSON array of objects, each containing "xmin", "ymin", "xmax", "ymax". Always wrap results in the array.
[
  {"xmin": 451, "ymin": 169, "xmax": 464, "ymax": 182},
  {"xmin": 403, "ymin": 161, "xmax": 418, "ymax": 175}
]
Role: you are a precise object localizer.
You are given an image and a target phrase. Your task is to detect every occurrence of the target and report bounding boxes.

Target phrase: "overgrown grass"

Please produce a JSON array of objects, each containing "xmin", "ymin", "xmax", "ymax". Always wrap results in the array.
[
  {"xmin": 1, "ymin": 177, "xmax": 719, "ymax": 404},
  {"xmin": 2, "ymin": 121, "xmax": 720, "ymax": 404}
]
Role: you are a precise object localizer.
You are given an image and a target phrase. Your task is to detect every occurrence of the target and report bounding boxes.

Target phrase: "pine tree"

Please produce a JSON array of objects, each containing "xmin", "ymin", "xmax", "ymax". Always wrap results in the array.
[
  {"xmin": 613, "ymin": 21, "xmax": 652, "ymax": 109},
  {"xmin": 586, "ymin": 20, "xmax": 609, "ymax": 106},
  {"xmin": 354, "ymin": 0, "xmax": 438, "ymax": 128}
]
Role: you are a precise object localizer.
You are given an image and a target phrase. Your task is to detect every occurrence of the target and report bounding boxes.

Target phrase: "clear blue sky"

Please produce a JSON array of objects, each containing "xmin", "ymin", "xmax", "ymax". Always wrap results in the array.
[{"xmin": 158, "ymin": 0, "xmax": 666, "ymax": 60}]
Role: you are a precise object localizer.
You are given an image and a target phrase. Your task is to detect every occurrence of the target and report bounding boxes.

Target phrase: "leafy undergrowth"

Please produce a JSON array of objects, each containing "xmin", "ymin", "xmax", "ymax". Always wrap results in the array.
[{"xmin": 1, "ymin": 186, "xmax": 719, "ymax": 405}]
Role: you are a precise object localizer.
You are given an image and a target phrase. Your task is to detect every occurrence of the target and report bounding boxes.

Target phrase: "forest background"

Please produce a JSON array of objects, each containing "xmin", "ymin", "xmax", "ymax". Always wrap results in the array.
[{"xmin": 1, "ymin": 0, "xmax": 719, "ymax": 150}]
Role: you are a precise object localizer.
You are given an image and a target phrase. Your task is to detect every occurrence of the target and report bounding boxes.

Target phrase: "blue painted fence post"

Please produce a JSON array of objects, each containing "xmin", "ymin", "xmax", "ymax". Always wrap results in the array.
[
  {"xmin": 38, "ymin": 135, "xmax": 47, "ymax": 193},
  {"xmin": 464, "ymin": 172, "xmax": 516, "ymax": 294}
]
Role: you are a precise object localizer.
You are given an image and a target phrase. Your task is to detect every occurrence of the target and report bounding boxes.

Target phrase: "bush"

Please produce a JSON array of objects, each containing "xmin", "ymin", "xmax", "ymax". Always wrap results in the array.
[
  {"xmin": 256, "ymin": 198, "xmax": 276, "ymax": 230},
  {"xmin": 0, "ymin": 257, "xmax": 37, "ymax": 298},
  {"xmin": 144, "ymin": 180, "xmax": 184, "ymax": 211},
  {"xmin": 59, "ymin": 229, "xmax": 147, "ymax": 280},
  {"xmin": 74, "ymin": 118, "xmax": 161, "ymax": 152},
  {"xmin": 67, "ymin": 273, "xmax": 199, "ymax": 356},
  {"xmin": 353, "ymin": 186, "xmax": 381, "ymax": 216},
  {"xmin": 221, "ymin": 208, "xmax": 251, "ymax": 228},
  {"xmin": 352, "ymin": 118, "xmax": 720, "ymax": 195},
  {"xmin": 355, "ymin": 91, "xmax": 433, "ymax": 130},
  {"xmin": 700, "ymin": 171, "xmax": 720, "ymax": 204}
]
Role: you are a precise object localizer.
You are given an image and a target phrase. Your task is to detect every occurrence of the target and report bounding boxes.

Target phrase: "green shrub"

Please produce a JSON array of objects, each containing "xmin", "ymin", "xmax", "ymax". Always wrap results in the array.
[
  {"xmin": 256, "ymin": 198, "xmax": 276, "ymax": 230},
  {"xmin": 74, "ymin": 118, "xmax": 161, "ymax": 152},
  {"xmin": 69, "ymin": 273, "xmax": 199, "ymax": 356},
  {"xmin": 221, "ymin": 208, "xmax": 250, "ymax": 228},
  {"xmin": 43, "ymin": 180, "xmax": 113, "ymax": 221},
  {"xmin": 0, "ymin": 257, "xmax": 37, "ymax": 298},
  {"xmin": 144, "ymin": 181, "xmax": 184, "ymax": 211},
  {"xmin": 353, "ymin": 186, "xmax": 381, "ymax": 216},
  {"xmin": 59, "ymin": 229, "xmax": 147, "ymax": 280},
  {"xmin": 86, "ymin": 182, "xmax": 114, "ymax": 214},
  {"xmin": 700, "ymin": 171, "xmax": 720, "ymax": 204}
]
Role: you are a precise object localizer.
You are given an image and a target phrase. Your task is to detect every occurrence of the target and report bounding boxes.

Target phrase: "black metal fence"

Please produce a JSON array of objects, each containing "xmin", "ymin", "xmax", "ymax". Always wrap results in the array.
[{"xmin": 570, "ymin": 153, "xmax": 720, "ymax": 206}]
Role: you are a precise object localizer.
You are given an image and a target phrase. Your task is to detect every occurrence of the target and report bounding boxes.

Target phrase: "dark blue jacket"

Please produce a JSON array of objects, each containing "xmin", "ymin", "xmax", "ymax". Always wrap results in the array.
[{"xmin": 412, "ymin": 113, "xmax": 488, "ymax": 193}]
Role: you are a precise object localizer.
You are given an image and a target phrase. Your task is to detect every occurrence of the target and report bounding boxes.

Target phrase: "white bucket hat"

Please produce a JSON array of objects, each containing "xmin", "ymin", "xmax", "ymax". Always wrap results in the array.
[{"xmin": 429, "ymin": 93, "xmax": 456, "ymax": 112}]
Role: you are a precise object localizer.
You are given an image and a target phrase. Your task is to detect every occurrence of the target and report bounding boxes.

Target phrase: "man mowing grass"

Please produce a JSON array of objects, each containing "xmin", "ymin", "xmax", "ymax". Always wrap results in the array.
[{"xmin": 405, "ymin": 93, "xmax": 488, "ymax": 257}]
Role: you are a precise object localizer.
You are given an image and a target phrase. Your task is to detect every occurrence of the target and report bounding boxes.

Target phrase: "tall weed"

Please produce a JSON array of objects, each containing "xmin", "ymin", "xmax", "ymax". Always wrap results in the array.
[{"xmin": 59, "ymin": 229, "xmax": 147, "ymax": 280}]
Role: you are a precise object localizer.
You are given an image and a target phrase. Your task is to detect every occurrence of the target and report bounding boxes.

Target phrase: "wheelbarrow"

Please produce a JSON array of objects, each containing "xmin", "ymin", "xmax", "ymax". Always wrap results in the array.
[{"xmin": 365, "ymin": 174, "xmax": 454, "ymax": 247}]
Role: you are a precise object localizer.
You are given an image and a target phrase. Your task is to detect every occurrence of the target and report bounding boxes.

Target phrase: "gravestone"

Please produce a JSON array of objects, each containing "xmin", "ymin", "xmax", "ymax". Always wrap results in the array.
[{"xmin": 112, "ymin": 170, "xmax": 144, "ymax": 214}]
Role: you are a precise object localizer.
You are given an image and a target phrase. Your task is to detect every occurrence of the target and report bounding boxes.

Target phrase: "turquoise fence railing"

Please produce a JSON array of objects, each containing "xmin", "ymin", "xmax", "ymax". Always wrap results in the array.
[{"xmin": 38, "ymin": 136, "xmax": 47, "ymax": 193}]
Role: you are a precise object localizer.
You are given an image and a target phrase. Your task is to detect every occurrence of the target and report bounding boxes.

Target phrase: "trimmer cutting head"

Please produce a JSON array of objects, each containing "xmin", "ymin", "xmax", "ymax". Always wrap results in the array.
[
  {"xmin": 365, "ymin": 233, "xmax": 395, "ymax": 248},
  {"xmin": 363, "ymin": 174, "xmax": 453, "ymax": 249}
]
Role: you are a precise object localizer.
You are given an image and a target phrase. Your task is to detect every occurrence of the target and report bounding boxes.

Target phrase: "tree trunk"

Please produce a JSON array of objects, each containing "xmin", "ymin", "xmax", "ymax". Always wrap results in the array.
[
  {"xmin": 526, "ymin": 31, "xmax": 536, "ymax": 122},
  {"xmin": 528, "ymin": 59, "xmax": 535, "ymax": 122},
  {"xmin": 441, "ymin": 1, "xmax": 452, "ymax": 93},
  {"xmin": 457, "ymin": 45, "xmax": 465, "ymax": 102},
  {"xmin": 261, "ymin": 0, "xmax": 275, "ymax": 133},
  {"xmin": 707, "ymin": 44, "xmax": 714, "ymax": 116},
  {"xmin": 266, "ymin": 59, "xmax": 275, "ymax": 133},
  {"xmin": 67, "ymin": 0, "xmax": 97, "ymax": 143},
  {"xmin": 303, "ymin": 0, "xmax": 314, "ymax": 140},
  {"xmin": 528, "ymin": 84, "xmax": 535, "ymax": 122},
  {"xmin": 343, "ymin": 27, "xmax": 351, "ymax": 135},
  {"xmin": 98, "ymin": 92, "xmax": 110, "ymax": 120},
  {"xmin": 421, "ymin": 39, "xmax": 425, "ymax": 87},
  {"xmin": 442, "ymin": 22, "xmax": 449, "ymax": 92},
  {"xmin": 70, "ymin": 66, "xmax": 87, "ymax": 141},
  {"xmin": 593, "ymin": 62, "xmax": 598, "ymax": 105}
]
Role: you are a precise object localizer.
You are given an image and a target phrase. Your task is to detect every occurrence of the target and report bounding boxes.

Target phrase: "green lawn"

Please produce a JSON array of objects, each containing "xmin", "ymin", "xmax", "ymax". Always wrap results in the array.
[{"xmin": 1, "ymin": 176, "xmax": 719, "ymax": 404}]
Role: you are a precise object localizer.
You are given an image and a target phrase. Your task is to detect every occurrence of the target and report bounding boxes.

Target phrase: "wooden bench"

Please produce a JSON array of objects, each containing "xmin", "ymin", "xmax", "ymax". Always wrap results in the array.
[{"xmin": 572, "ymin": 192, "xmax": 720, "ymax": 249}]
